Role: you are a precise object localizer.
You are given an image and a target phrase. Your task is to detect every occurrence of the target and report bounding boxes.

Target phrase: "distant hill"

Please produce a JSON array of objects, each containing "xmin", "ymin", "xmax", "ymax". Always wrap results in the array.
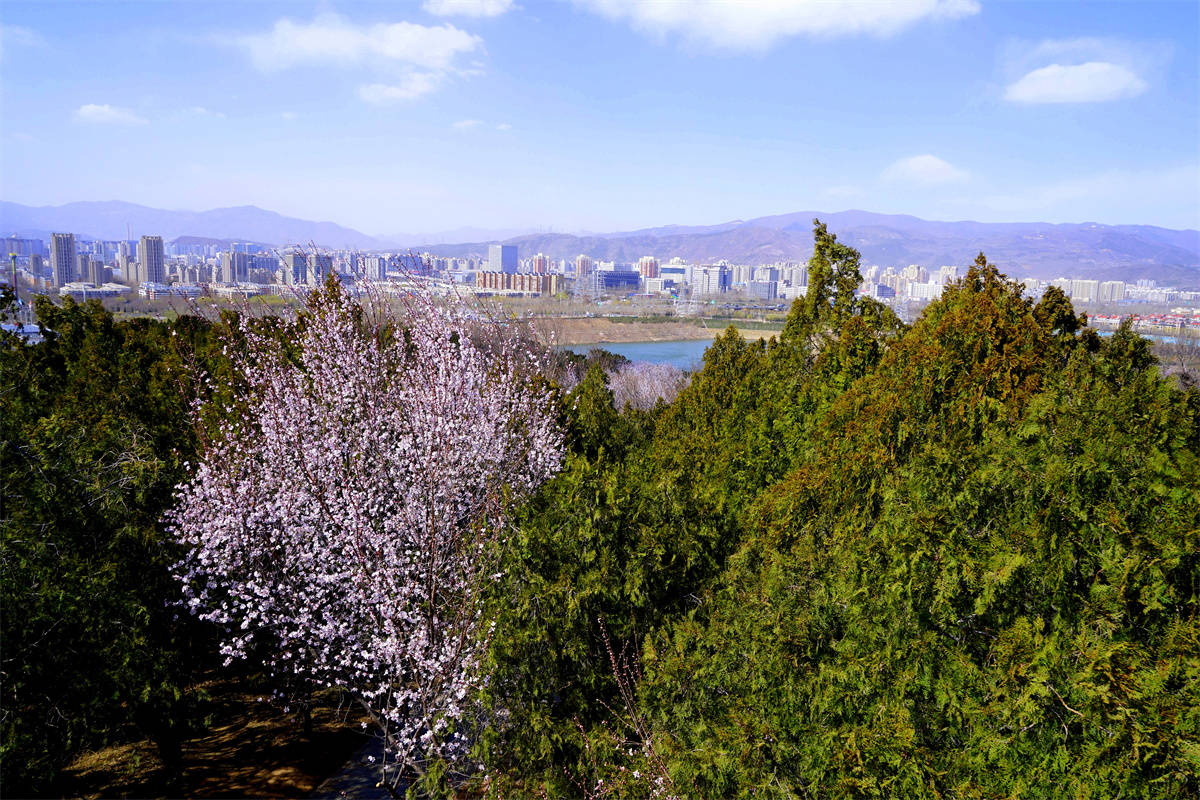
[
  {"xmin": 0, "ymin": 201, "xmax": 383, "ymax": 250},
  {"xmin": 3, "ymin": 201, "xmax": 1197, "ymax": 285},
  {"xmin": 423, "ymin": 210, "xmax": 1200, "ymax": 285},
  {"xmin": 385, "ymin": 225, "xmax": 549, "ymax": 247},
  {"xmin": 170, "ymin": 235, "xmax": 275, "ymax": 250}
]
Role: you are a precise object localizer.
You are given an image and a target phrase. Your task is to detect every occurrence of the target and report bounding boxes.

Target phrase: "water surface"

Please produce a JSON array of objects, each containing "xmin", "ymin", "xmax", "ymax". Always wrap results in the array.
[{"xmin": 566, "ymin": 339, "xmax": 713, "ymax": 369}]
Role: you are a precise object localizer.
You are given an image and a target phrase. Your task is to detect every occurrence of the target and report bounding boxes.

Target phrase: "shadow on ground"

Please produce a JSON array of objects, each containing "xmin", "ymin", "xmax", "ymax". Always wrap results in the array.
[{"xmin": 58, "ymin": 677, "xmax": 370, "ymax": 798}]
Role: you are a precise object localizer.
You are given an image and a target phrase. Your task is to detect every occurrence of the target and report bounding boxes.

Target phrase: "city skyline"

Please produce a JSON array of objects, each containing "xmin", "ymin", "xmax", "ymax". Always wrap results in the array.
[{"xmin": 0, "ymin": 1, "xmax": 1196, "ymax": 235}]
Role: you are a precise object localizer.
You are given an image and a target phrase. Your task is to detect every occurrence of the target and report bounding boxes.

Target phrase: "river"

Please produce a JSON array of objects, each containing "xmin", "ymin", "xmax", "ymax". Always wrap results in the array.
[
  {"xmin": 566, "ymin": 339, "xmax": 713, "ymax": 369},
  {"xmin": 566, "ymin": 328, "xmax": 1189, "ymax": 370}
]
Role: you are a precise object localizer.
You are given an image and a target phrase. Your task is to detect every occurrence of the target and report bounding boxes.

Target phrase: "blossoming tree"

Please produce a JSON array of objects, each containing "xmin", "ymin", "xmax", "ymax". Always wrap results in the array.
[{"xmin": 167, "ymin": 284, "xmax": 563, "ymax": 789}]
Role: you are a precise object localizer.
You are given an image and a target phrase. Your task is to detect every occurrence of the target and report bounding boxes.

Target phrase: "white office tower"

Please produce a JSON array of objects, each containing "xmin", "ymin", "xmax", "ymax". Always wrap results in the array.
[
  {"xmin": 1099, "ymin": 281, "xmax": 1126, "ymax": 302},
  {"xmin": 364, "ymin": 256, "xmax": 387, "ymax": 281},
  {"xmin": 282, "ymin": 252, "xmax": 308, "ymax": 285},
  {"xmin": 1071, "ymin": 279, "xmax": 1100, "ymax": 303},
  {"xmin": 489, "ymin": 244, "xmax": 518, "ymax": 274},
  {"xmin": 220, "ymin": 251, "xmax": 250, "ymax": 283},
  {"xmin": 138, "ymin": 236, "xmax": 166, "ymax": 284},
  {"xmin": 695, "ymin": 265, "xmax": 731, "ymax": 296},
  {"xmin": 50, "ymin": 233, "xmax": 77, "ymax": 287},
  {"xmin": 309, "ymin": 254, "xmax": 333, "ymax": 285}
]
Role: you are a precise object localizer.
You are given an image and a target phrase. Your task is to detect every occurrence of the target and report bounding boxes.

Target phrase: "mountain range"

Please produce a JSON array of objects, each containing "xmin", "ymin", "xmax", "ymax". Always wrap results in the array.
[
  {"xmin": 0, "ymin": 201, "xmax": 384, "ymax": 250},
  {"xmin": 3, "ymin": 201, "xmax": 1197, "ymax": 284}
]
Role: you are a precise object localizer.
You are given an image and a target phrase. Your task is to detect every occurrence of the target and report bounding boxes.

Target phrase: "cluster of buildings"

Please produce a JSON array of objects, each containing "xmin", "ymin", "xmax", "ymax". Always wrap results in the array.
[
  {"xmin": 474, "ymin": 244, "xmax": 813, "ymax": 301},
  {"xmin": 1019, "ymin": 276, "xmax": 1200, "ymax": 307},
  {"xmin": 859, "ymin": 264, "xmax": 962, "ymax": 301},
  {"xmin": 1, "ymin": 233, "xmax": 433, "ymax": 301},
  {"xmin": 4, "ymin": 233, "xmax": 1198, "ymax": 314}
]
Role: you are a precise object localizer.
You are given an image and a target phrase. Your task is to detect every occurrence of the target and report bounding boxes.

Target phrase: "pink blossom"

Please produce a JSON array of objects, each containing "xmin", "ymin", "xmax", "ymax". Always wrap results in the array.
[{"xmin": 167, "ymin": 285, "xmax": 563, "ymax": 785}]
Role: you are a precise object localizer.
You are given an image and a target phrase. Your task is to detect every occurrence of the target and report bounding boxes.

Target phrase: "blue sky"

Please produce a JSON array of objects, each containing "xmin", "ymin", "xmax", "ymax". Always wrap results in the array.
[{"xmin": 1, "ymin": 0, "xmax": 1197, "ymax": 235}]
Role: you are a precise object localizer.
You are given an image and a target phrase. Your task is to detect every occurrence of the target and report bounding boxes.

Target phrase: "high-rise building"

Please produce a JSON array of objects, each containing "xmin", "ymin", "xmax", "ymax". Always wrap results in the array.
[
  {"xmin": 637, "ymin": 256, "xmax": 660, "ymax": 278},
  {"xmin": 489, "ymin": 244, "xmax": 517, "ymax": 274},
  {"xmin": 1099, "ymin": 280, "xmax": 1126, "ymax": 303},
  {"xmin": 282, "ymin": 252, "xmax": 308, "ymax": 285},
  {"xmin": 220, "ymin": 251, "xmax": 250, "ymax": 283},
  {"xmin": 3, "ymin": 237, "xmax": 45, "ymax": 258},
  {"xmin": 909, "ymin": 282, "xmax": 943, "ymax": 301},
  {"xmin": 747, "ymin": 280, "xmax": 778, "ymax": 301},
  {"xmin": 1071, "ymin": 279, "xmax": 1100, "ymax": 302},
  {"xmin": 531, "ymin": 253, "xmax": 549, "ymax": 275},
  {"xmin": 575, "ymin": 254, "xmax": 593, "ymax": 278},
  {"xmin": 138, "ymin": 235, "xmax": 165, "ymax": 284},
  {"xmin": 309, "ymin": 254, "xmax": 333, "ymax": 285},
  {"xmin": 363, "ymin": 256, "xmax": 388, "ymax": 281},
  {"xmin": 50, "ymin": 233, "xmax": 77, "ymax": 287},
  {"xmin": 694, "ymin": 265, "xmax": 731, "ymax": 296},
  {"xmin": 78, "ymin": 254, "xmax": 107, "ymax": 286}
]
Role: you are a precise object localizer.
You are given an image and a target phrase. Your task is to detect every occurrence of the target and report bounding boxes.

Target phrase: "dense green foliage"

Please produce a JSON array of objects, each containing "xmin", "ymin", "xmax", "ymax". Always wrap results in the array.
[
  {"xmin": 0, "ymin": 295, "xmax": 224, "ymax": 793},
  {"xmin": 2, "ymin": 221, "xmax": 1196, "ymax": 798},
  {"xmin": 482, "ymin": 226, "xmax": 1199, "ymax": 797}
]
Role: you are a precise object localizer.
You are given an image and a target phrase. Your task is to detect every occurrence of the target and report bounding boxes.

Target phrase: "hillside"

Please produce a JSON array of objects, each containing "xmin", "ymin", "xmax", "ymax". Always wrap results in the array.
[
  {"xmin": 426, "ymin": 209, "xmax": 1200, "ymax": 284},
  {"xmin": 0, "ymin": 201, "xmax": 383, "ymax": 250}
]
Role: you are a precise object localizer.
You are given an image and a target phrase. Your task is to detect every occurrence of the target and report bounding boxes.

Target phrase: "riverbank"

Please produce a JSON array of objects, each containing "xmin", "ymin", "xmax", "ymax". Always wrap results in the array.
[{"xmin": 544, "ymin": 316, "xmax": 783, "ymax": 345}]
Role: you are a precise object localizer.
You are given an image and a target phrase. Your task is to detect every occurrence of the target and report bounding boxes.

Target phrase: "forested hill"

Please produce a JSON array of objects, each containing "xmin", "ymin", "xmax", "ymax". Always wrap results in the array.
[
  {"xmin": 481, "ymin": 224, "xmax": 1200, "ymax": 796},
  {"xmin": 3, "ymin": 221, "xmax": 1197, "ymax": 798}
]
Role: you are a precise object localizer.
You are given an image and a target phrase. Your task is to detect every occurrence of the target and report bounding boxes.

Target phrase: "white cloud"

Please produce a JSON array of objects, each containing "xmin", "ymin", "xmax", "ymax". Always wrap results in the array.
[
  {"xmin": 882, "ymin": 154, "xmax": 968, "ymax": 185},
  {"xmin": 0, "ymin": 24, "xmax": 43, "ymax": 58},
  {"xmin": 999, "ymin": 37, "xmax": 1166, "ymax": 105},
  {"xmin": 452, "ymin": 118, "xmax": 484, "ymax": 129},
  {"xmin": 423, "ymin": 0, "xmax": 514, "ymax": 17},
  {"xmin": 496, "ymin": 122, "xmax": 513, "ymax": 130},
  {"xmin": 183, "ymin": 105, "xmax": 225, "ymax": 117},
  {"xmin": 74, "ymin": 104, "xmax": 148, "ymax": 125},
  {"xmin": 1006, "ymin": 36, "xmax": 1158, "ymax": 74},
  {"xmin": 1004, "ymin": 61, "xmax": 1148, "ymax": 104},
  {"xmin": 982, "ymin": 164, "xmax": 1199, "ymax": 229},
  {"xmin": 237, "ymin": 13, "xmax": 482, "ymax": 106},
  {"xmin": 281, "ymin": 111, "xmax": 298, "ymax": 120},
  {"xmin": 239, "ymin": 12, "xmax": 481, "ymax": 72},
  {"xmin": 358, "ymin": 73, "xmax": 443, "ymax": 104},
  {"xmin": 570, "ymin": 0, "xmax": 979, "ymax": 51}
]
